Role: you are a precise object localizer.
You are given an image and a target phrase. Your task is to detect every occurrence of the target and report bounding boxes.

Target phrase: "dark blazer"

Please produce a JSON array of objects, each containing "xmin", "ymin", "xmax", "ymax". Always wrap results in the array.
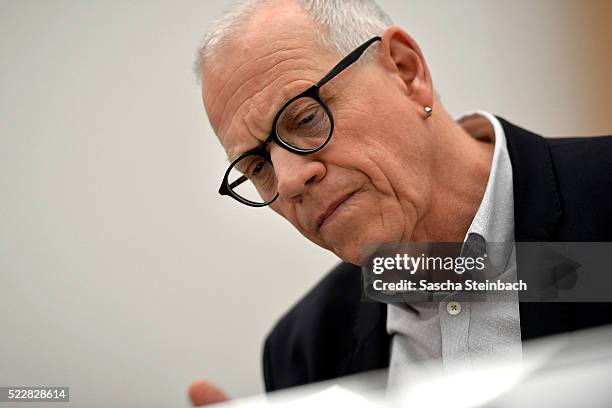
[{"xmin": 263, "ymin": 118, "xmax": 612, "ymax": 392}]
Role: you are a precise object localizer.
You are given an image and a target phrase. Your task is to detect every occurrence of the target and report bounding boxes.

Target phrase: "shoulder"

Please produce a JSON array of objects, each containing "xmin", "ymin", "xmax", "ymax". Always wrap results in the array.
[
  {"xmin": 545, "ymin": 134, "xmax": 612, "ymax": 198},
  {"xmin": 546, "ymin": 135, "xmax": 612, "ymax": 239},
  {"xmin": 546, "ymin": 134, "xmax": 612, "ymax": 178},
  {"xmin": 501, "ymin": 116, "xmax": 612, "ymax": 179},
  {"xmin": 262, "ymin": 262, "xmax": 363, "ymax": 391},
  {"xmin": 500, "ymin": 116, "xmax": 612, "ymax": 240}
]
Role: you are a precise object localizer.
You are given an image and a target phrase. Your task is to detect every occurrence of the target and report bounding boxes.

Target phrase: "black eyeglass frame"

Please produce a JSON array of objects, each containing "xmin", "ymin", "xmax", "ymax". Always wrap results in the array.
[{"xmin": 218, "ymin": 36, "xmax": 382, "ymax": 207}]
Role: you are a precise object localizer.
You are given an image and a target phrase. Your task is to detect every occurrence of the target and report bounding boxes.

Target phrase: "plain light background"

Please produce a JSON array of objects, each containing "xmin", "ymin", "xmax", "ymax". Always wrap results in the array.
[{"xmin": 1, "ymin": 0, "xmax": 611, "ymax": 406}]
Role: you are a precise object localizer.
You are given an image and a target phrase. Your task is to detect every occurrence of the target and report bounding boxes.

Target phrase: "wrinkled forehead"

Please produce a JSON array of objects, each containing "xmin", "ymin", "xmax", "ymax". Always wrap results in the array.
[{"xmin": 201, "ymin": 5, "xmax": 338, "ymax": 158}]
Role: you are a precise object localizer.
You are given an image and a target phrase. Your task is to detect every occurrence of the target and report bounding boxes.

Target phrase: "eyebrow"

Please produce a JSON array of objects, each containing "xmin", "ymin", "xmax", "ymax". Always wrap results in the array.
[
  {"xmin": 226, "ymin": 142, "xmax": 265, "ymax": 167},
  {"xmin": 224, "ymin": 125, "xmax": 270, "ymax": 163},
  {"xmin": 226, "ymin": 139, "xmax": 265, "ymax": 163},
  {"xmin": 227, "ymin": 151, "xmax": 244, "ymax": 162}
]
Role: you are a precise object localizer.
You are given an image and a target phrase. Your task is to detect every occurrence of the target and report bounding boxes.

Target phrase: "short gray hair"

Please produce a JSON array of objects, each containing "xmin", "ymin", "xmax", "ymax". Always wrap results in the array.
[{"xmin": 193, "ymin": 0, "xmax": 393, "ymax": 82}]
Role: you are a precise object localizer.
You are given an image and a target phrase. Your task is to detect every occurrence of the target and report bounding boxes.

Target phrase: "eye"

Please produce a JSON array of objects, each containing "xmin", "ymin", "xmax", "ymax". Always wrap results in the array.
[
  {"xmin": 278, "ymin": 99, "xmax": 323, "ymax": 133},
  {"xmin": 294, "ymin": 107, "xmax": 323, "ymax": 129},
  {"xmin": 276, "ymin": 96, "xmax": 332, "ymax": 150},
  {"xmin": 251, "ymin": 160, "xmax": 265, "ymax": 176},
  {"xmin": 297, "ymin": 112, "xmax": 316, "ymax": 126},
  {"xmin": 248, "ymin": 159, "xmax": 272, "ymax": 183},
  {"xmin": 249, "ymin": 160, "xmax": 275, "ymax": 191}
]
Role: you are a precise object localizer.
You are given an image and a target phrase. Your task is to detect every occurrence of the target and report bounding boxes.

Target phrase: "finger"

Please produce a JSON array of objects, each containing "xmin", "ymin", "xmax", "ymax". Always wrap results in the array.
[{"xmin": 188, "ymin": 379, "xmax": 229, "ymax": 406}]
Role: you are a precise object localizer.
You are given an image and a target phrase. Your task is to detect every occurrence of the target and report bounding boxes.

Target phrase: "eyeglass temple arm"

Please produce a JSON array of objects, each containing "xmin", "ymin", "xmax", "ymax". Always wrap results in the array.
[
  {"xmin": 315, "ymin": 36, "xmax": 381, "ymax": 88},
  {"xmin": 228, "ymin": 175, "xmax": 247, "ymax": 190},
  {"xmin": 219, "ymin": 175, "xmax": 248, "ymax": 196}
]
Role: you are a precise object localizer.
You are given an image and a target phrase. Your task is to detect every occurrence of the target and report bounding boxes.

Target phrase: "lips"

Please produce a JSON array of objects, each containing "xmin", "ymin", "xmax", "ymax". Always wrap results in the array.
[{"xmin": 316, "ymin": 192, "xmax": 355, "ymax": 231}]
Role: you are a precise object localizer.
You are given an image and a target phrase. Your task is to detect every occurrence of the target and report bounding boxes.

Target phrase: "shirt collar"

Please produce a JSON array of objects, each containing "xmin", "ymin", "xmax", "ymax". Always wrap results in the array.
[{"xmin": 456, "ymin": 111, "xmax": 515, "ymax": 273}]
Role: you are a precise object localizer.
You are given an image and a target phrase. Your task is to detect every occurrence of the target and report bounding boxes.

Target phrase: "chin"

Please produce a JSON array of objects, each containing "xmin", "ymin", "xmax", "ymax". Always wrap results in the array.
[
  {"xmin": 329, "ymin": 224, "xmax": 408, "ymax": 266},
  {"xmin": 329, "ymin": 234, "xmax": 382, "ymax": 266},
  {"xmin": 319, "ymin": 225, "xmax": 366, "ymax": 265},
  {"xmin": 332, "ymin": 244, "xmax": 363, "ymax": 266}
]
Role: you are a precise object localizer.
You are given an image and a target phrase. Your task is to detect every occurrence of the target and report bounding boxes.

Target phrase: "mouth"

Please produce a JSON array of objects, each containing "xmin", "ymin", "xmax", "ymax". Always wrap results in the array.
[{"xmin": 316, "ymin": 191, "xmax": 356, "ymax": 232}]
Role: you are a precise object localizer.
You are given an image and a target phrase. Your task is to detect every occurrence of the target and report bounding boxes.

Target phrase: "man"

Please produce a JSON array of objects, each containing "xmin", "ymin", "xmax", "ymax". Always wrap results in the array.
[{"xmin": 190, "ymin": 0, "xmax": 612, "ymax": 404}]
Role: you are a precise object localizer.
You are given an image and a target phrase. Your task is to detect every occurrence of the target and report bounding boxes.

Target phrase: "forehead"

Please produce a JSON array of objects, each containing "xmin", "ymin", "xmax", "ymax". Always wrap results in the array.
[{"xmin": 201, "ymin": 3, "xmax": 338, "ymax": 159}]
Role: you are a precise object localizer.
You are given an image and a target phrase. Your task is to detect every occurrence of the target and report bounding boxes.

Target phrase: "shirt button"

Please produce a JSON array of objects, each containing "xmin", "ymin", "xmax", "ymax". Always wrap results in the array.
[{"xmin": 446, "ymin": 301, "xmax": 462, "ymax": 316}]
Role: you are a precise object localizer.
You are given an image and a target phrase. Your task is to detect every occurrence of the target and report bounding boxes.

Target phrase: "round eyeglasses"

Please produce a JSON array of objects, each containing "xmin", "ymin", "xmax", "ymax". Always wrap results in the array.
[
  {"xmin": 218, "ymin": 36, "xmax": 381, "ymax": 207},
  {"xmin": 222, "ymin": 87, "xmax": 334, "ymax": 206}
]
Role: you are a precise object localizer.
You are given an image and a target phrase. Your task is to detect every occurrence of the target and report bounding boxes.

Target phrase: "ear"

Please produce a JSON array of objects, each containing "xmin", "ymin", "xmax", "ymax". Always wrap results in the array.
[{"xmin": 378, "ymin": 26, "xmax": 433, "ymax": 112}]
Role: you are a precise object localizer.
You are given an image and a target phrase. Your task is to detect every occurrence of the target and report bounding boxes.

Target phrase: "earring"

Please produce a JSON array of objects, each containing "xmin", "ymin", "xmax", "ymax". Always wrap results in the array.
[{"xmin": 424, "ymin": 106, "xmax": 433, "ymax": 118}]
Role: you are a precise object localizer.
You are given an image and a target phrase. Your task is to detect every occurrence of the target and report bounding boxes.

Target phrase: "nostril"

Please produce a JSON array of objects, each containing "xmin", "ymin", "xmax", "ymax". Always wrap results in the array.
[{"xmin": 305, "ymin": 175, "xmax": 317, "ymax": 185}]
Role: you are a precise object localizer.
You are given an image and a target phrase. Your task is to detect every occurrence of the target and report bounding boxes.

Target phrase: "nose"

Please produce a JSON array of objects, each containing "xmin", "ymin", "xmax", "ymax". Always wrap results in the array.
[{"xmin": 271, "ymin": 146, "xmax": 326, "ymax": 203}]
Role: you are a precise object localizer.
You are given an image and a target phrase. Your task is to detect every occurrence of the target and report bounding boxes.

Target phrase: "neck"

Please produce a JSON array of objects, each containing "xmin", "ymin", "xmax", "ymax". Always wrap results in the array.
[{"xmin": 409, "ymin": 108, "xmax": 494, "ymax": 242}]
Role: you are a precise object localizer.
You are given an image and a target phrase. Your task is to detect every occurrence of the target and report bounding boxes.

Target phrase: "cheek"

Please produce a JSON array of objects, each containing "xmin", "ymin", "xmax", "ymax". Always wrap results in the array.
[
  {"xmin": 344, "ymin": 125, "xmax": 432, "ymax": 204},
  {"xmin": 323, "ymin": 127, "xmax": 429, "ymax": 239},
  {"xmin": 326, "ymin": 132, "xmax": 397, "ymax": 196}
]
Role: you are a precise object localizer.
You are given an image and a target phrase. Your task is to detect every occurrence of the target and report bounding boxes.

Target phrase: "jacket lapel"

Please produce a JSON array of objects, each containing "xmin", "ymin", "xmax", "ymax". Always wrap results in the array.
[
  {"xmin": 500, "ymin": 117, "xmax": 562, "ymax": 242},
  {"xmin": 500, "ymin": 117, "xmax": 571, "ymax": 340},
  {"xmin": 338, "ymin": 277, "xmax": 390, "ymax": 377}
]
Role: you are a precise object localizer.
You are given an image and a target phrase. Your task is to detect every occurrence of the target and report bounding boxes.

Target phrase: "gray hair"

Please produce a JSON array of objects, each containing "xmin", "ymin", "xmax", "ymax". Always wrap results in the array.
[{"xmin": 193, "ymin": 0, "xmax": 393, "ymax": 82}]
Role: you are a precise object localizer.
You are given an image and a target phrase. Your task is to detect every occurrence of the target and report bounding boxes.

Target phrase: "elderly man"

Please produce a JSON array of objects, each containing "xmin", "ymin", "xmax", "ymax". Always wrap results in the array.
[{"xmin": 191, "ymin": 0, "xmax": 612, "ymax": 403}]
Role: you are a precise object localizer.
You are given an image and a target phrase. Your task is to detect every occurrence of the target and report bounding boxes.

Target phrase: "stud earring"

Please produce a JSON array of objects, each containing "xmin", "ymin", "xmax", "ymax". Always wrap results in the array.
[{"xmin": 424, "ymin": 106, "xmax": 432, "ymax": 118}]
